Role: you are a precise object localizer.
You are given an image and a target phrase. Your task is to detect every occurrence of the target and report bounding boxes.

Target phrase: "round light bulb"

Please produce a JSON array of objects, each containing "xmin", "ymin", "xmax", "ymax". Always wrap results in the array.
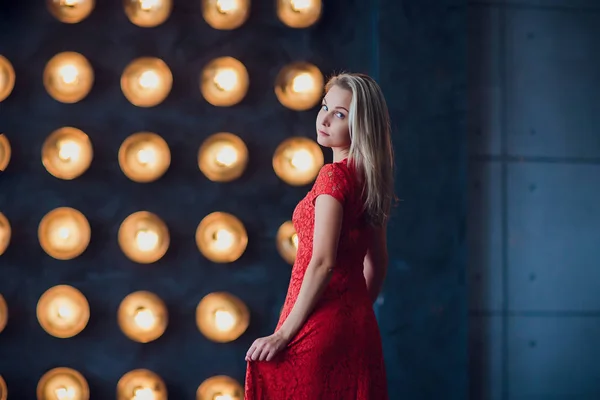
[
  {"xmin": 37, "ymin": 285, "xmax": 90, "ymax": 338},
  {"xmin": 37, "ymin": 367, "xmax": 89, "ymax": 400},
  {"xmin": 118, "ymin": 291, "xmax": 168, "ymax": 343},
  {"xmin": 202, "ymin": 0, "xmax": 249, "ymax": 30},
  {"xmin": 42, "ymin": 127, "xmax": 93, "ymax": 180},
  {"xmin": 0, "ymin": 55, "xmax": 16, "ymax": 103},
  {"xmin": 39, "ymin": 207, "xmax": 91, "ymax": 260},
  {"xmin": 198, "ymin": 132, "xmax": 248, "ymax": 182},
  {"xmin": 117, "ymin": 369, "xmax": 167, "ymax": 400},
  {"xmin": 197, "ymin": 376, "xmax": 243, "ymax": 400},
  {"xmin": 0, "ymin": 134, "xmax": 10, "ymax": 172},
  {"xmin": 43, "ymin": 52, "xmax": 94, "ymax": 103},
  {"xmin": 119, "ymin": 132, "xmax": 170, "ymax": 183},
  {"xmin": 121, "ymin": 58, "xmax": 173, "ymax": 107},
  {"xmin": 118, "ymin": 212, "xmax": 169, "ymax": 264},
  {"xmin": 124, "ymin": 0, "xmax": 172, "ymax": 27},
  {"xmin": 277, "ymin": 0, "xmax": 321, "ymax": 28},
  {"xmin": 47, "ymin": 0, "xmax": 95, "ymax": 23},
  {"xmin": 273, "ymin": 137, "xmax": 323, "ymax": 186},
  {"xmin": 196, "ymin": 292, "xmax": 250, "ymax": 343},
  {"xmin": 196, "ymin": 212, "xmax": 247, "ymax": 263},
  {"xmin": 200, "ymin": 57, "xmax": 249, "ymax": 107},
  {"xmin": 275, "ymin": 62, "xmax": 324, "ymax": 111}
]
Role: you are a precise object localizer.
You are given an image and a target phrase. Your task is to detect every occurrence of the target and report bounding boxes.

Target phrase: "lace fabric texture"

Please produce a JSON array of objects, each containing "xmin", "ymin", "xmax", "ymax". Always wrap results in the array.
[{"xmin": 244, "ymin": 159, "xmax": 388, "ymax": 400}]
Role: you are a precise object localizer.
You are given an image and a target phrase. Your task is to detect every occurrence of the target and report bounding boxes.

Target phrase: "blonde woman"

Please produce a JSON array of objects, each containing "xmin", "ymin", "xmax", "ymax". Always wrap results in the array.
[{"xmin": 245, "ymin": 73, "xmax": 394, "ymax": 399}]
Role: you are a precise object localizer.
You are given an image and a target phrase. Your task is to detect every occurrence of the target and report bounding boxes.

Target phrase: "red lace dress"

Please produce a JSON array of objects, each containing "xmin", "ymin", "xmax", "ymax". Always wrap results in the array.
[{"xmin": 244, "ymin": 158, "xmax": 388, "ymax": 399}]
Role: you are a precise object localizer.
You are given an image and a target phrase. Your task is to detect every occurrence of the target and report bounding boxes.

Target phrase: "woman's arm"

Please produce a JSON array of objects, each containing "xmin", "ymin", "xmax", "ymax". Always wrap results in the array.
[
  {"xmin": 363, "ymin": 223, "xmax": 389, "ymax": 304},
  {"xmin": 276, "ymin": 194, "xmax": 344, "ymax": 341},
  {"xmin": 246, "ymin": 194, "xmax": 343, "ymax": 362}
]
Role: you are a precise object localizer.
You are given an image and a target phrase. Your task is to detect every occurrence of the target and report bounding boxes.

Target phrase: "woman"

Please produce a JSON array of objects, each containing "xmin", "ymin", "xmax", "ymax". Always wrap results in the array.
[{"xmin": 244, "ymin": 73, "xmax": 395, "ymax": 399}]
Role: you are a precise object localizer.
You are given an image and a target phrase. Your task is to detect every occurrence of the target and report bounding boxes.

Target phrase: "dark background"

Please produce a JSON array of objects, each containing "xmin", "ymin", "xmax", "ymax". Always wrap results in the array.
[{"xmin": 0, "ymin": 0, "xmax": 467, "ymax": 398}]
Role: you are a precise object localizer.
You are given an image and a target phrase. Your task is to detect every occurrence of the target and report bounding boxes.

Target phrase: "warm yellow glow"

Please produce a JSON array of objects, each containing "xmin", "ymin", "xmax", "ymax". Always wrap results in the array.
[
  {"xmin": 124, "ymin": 0, "xmax": 172, "ymax": 27},
  {"xmin": 37, "ymin": 285, "xmax": 90, "ymax": 338},
  {"xmin": 118, "ymin": 291, "xmax": 168, "ymax": 343},
  {"xmin": 47, "ymin": 0, "xmax": 95, "ymax": 23},
  {"xmin": 42, "ymin": 127, "xmax": 93, "ymax": 180},
  {"xmin": 38, "ymin": 207, "xmax": 91, "ymax": 260},
  {"xmin": 277, "ymin": 0, "xmax": 321, "ymax": 28},
  {"xmin": 117, "ymin": 369, "xmax": 167, "ymax": 400},
  {"xmin": 198, "ymin": 133, "xmax": 248, "ymax": 182},
  {"xmin": 119, "ymin": 132, "xmax": 171, "ymax": 183},
  {"xmin": 121, "ymin": 58, "xmax": 173, "ymax": 107},
  {"xmin": 0, "ymin": 134, "xmax": 10, "ymax": 172},
  {"xmin": 273, "ymin": 137, "xmax": 324, "ymax": 186},
  {"xmin": 275, "ymin": 62, "xmax": 324, "ymax": 111},
  {"xmin": 0, "ymin": 294, "xmax": 7, "ymax": 334},
  {"xmin": 0, "ymin": 213, "xmax": 11, "ymax": 257},
  {"xmin": 43, "ymin": 52, "xmax": 94, "ymax": 103},
  {"xmin": 202, "ymin": 0, "xmax": 249, "ymax": 30},
  {"xmin": 0, "ymin": 374, "xmax": 6, "ymax": 400},
  {"xmin": 200, "ymin": 57, "xmax": 249, "ymax": 107},
  {"xmin": 0, "ymin": 56, "xmax": 15, "ymax": 103},
  {"xmin": 37, "ymin": 367, "xmax": 89, "ymax": 400},
  {"xmin": 197, "ymin": 376, "xmax": 243, "ymax": 400},
  {"xmin": 196, "ymin": 212, "xmax": 247, "ymax": 263},
  {"xmin": 276, "ymin": 220, "xmax": 298, "ymax": 265},
  {"xmin": 196, "ymin": 292, "xmax": 249, "ymax": 343},
  {"xmin": 118, "ymin": 211, "xmax": 169, "ymax": 264}
]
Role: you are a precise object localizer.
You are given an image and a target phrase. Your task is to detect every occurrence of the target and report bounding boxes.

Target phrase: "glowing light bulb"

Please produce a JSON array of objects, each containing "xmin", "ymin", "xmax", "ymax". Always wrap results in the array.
[
  {"xmin": 59, "ymin": 64, "xmax": 79, "ymax": 85},
  {"xmin": 136, "ymin": 146, "xmax": 156, "ymax": 165},
  {"xmin": 290, "ymin": 0, "xmax": 311, "ymax": 12},
  {"xmin": 291, "ymin": 233, "xmax": 298, "ymax": 249},
  {"xmin": 57, "ymin": 140, "xmax": 81, "ymax": 162},
  {"xmin": 216, "ymin": 0, "xmax": 238, "ymax": 13},
  {"xmin": 290, "ymin": 149, "xmax": 312, "ymax": 171},
  {"xmin": 138, "ymin": 70, "xmax": 160, "ymax": 89},
  {"xmin": 55, "ymin": 385, "xmax": 76, "ymax": 400},
  {"xmin": 215, "ymin": 144, "xmax": 238, "ymax": 167},
  {"xmin": 139, "ymin": 0, "xmax": 160, "ymax": 11},
  {"xmin": 215, "ymin": 395, "xmax": 234, "ymax": 400},
  {"xmin": 133, "ymin": 307, "xmax": 156, "ymax": 330},
  {"xmin": 291, "ymin": 73, "xmax": 314, "ymax": 93},
  {"xmin": 136, "ymin": 229, "xmax": 159, "ymax": 252},
  {"xmin": 213, "ymin": 69, "xmax": 238, "ymax": 91},
  {"xmin": 212, "ymin": 229, "xmax": 234, "ymax": 251},
  {"xmin": 133, "ymin": 386, "xmax": 155, "ymax": 400},
  {"xmin": 214, "ymin": 309, "xmax": 235, "ymax": 331}
]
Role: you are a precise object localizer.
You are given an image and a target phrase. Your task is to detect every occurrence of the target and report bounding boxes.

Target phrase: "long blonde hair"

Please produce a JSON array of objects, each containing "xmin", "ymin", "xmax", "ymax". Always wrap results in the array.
[{"xmin": 325, "ymin": 73, "xmax": 396, "ymax": 227}]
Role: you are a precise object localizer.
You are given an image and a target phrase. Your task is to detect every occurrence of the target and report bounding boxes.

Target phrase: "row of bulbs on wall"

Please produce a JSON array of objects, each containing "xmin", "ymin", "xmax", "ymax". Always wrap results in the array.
[
  {"xmin": 0, "ymin": 287, "xmax": 249, "ymax": 399},
  {"xmin": 0, "ymin": 288, "xmax": 249, "ymax": 342},
  {"xmin": 0, "ymin": 131, "xmax": 325, "ymax": 186},
  {"xmin": 48, "ymin": 0, "xmax": 322, "ymax": 30},
  {"xmin": 0, "ymin": 368, "xmax": 242, "ymax": 400},
  {"xmin": 0, "ymin": 208, "xmax": 298, "ymax": 264},
  {"xmin": 0, "ymin": 53, "xmax": 325, "ymax": 110}
]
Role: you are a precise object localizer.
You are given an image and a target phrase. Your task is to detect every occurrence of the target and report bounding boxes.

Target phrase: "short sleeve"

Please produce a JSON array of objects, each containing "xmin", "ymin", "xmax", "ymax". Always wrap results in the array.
[{"xmin": 311, "ymin": 163, "xmax": 350, "ymax": 205}]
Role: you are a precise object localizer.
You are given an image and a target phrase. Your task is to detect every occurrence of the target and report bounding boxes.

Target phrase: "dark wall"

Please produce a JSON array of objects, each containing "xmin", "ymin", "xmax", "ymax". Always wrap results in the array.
[
  {"xmin": 0, "ymin": 0, "xmax": 467, "ymax": 398},
  {"xmin": 468, "ymin": 1, "xmax": 600, "ymax": 399}
]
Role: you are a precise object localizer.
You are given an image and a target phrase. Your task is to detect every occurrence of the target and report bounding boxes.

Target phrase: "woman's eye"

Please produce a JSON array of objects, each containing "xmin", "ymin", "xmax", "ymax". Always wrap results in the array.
[
  {"xmin": 321, "ymin": 104, "xmax": 328, "ymax": 111},
  {"xmin": 335, "ymin": 112, "xmax": 345, "ymax": 119}
]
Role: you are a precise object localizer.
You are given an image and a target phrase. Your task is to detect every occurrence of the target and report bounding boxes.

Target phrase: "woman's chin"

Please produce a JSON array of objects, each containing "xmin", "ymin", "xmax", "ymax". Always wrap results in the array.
[{"xmin": 316, "ymin": 135, "xmax": 331, "ymax": 147}]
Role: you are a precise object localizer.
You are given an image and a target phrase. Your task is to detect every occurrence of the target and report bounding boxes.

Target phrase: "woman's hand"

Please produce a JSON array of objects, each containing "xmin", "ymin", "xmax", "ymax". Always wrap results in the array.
[{"xmin": 245, "ymin": 331, "xmax": 290, "ymax": 362}]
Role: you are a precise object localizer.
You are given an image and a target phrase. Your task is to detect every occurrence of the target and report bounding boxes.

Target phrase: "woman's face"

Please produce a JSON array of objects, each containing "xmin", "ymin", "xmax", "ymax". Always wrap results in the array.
[{"xmin": 316, "ymin": 85, "xmax": 352, "ymax": 149}]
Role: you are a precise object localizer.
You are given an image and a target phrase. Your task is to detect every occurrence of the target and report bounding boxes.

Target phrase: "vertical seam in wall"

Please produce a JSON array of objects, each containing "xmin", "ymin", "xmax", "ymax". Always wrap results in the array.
[
  {"xmin": 370, "ymin": 0, "xmax": 380, "ymax": 81},
  {"xmin": 370, "ymin": 0, "xmax": 381, "ymax": 323},
  {"xmin": 499, "ymin": 4, "xmax": 509, "ymax": 400}
]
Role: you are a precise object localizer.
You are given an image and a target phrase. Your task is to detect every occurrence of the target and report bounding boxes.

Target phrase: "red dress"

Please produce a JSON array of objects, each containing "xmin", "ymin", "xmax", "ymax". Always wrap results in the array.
[{"xmin": 244, "ymin": 158, "xmax": 388, "ymax": 399}]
